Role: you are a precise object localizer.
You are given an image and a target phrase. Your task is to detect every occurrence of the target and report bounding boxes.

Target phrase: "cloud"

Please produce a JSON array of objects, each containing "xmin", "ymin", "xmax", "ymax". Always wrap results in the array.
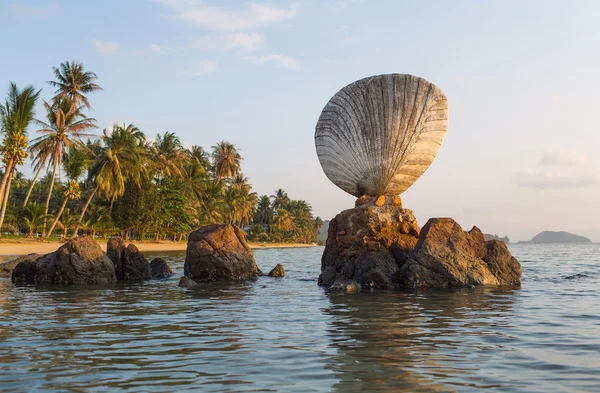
[
  {"xmin": 10, "ymin": 1, "xmax": 56, "ymax": 16},
  {"xmin": 190, "ymin": 60, "xmax": 218, "ymax": 76},
  {"xmin": 540, "ymin": 149, "xmax": 589, "ymax": 166},
  {"xmin": 191, "ymin": 32, "xmax": 263, "ymax": 51},
  {"xmin": 244, "ymin": 54, "xmax": 301, "ymax": 70},
  {"xmin": 514, "ymin": 169, "xmax": 596, "ymax": 189},
  {"xmin": 157, "ymin": 1, "xmax": 297, "ymax": 31},
  {"xmin": 89, "ymin": 40, "xmax": 119, "ymax": 56}
]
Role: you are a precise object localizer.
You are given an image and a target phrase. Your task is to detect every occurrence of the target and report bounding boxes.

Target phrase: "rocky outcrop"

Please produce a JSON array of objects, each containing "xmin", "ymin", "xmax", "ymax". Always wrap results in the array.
[
  {"xmin": 267, "ymin": 264, "xmax": 285, "ymax": 277},
  {"xmin": 319, "ymin": 205, "xmax": 419, "ymax": 289},
  {"xmin": 150, "ymin": 258, "xmax": 173, "ymax": 279},
  {"xmin": 400, "ymin": 218, "xmax": 521, "ymax": 288},
  {"xmin": 179, "ymin": 276, "xmax": 198, "ymax": 289},
  {"xmin": 0, "ymin": 254, "xmax": 39, "ymax": 278},
  {"xmin": 106, "ymin": 238, "xmax": 151, "ymax": 280},
  {"xmin": 12, "ymin": 236, "xmax": 116, "ymax": 285},
  {"xmin": 184, "ymin": 223, "xmax": 259, "ymax": 282}
]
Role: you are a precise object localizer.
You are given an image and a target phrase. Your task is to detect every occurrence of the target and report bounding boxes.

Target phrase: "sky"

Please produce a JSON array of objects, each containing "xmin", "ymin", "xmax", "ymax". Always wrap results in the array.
[{"xmin": 1, "ymin": 0, "xmax": 599, "ymax": 242}]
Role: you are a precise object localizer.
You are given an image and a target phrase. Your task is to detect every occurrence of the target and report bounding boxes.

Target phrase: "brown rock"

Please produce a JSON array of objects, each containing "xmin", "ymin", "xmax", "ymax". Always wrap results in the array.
[
  {"xmin": 355, "ymin": 195, "xmax": 372, "ymax": 207},
  {"xmin": 391, "ymin": 196, "xmax": 403, "ymax": 207},
  {"xmin": 399, "ymin": 218, "xmax": 521, "ymax": 288},
  {"xmin": 374, "ymin": 195, "xmax": 386, "ymax": 207},
  {"xmin": 150, "ymin": 258, "xmax": 173, "ymax": 279},
  {"xmin": 11, "ymin": 256, "xmax": 40, "ymax": 284},
  {"xmin": 319, "ymin": 205, "xmax": 420, "ymax": 289},
  {"xmin": 178, "ymin": 276, "xmax": 198, "ymax": 289},
  {"xmin": 16, "ymin": 236, "xmax": 116, "ymax": 285},
  {"xmin": 184, "ymin": 223, "xmax": 259, "ymax": 282},
  {"xmin": 267, "ymin": 264, "xmax": 285, "ymax": 277},
  {"xmin": 106, "ymin": 237, "xmax": 126, "ymax": 279},
  {"xmin": 0, "ymin": 254, "xmax": 39, "ymax": 278},
  {"xmin": 107, "ymin": 237, "xmax": 151, "ymax": 280}
]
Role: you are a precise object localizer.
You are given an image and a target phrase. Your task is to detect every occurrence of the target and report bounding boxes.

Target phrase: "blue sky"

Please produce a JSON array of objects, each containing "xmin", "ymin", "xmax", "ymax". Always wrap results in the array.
[{"xmin": 1, "ymin": 0, "xmax": 599, "ymax": 241}]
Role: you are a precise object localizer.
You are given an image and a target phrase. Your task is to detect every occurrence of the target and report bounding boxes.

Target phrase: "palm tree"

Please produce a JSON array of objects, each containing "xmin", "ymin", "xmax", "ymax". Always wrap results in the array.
[
  {"xmin": 32, "ymin": 98, "xmax": 96, "ymax": 235},
  {"xmin": 59, "ymin": 208, "xmax": 77, "ymax": 239},
  {"xmin": 271, "ymin": 188, "xmax": 290, "ymax": 210},
  {"xmin": 154, "ymin": 131, "xmax": 185, "ymax": 178},
  {"xmin": 64, "ymin": 144, "xmax": 92, "ymax": 182},
  {"xmin": 79, "ymin": 205, "xmax": 109, "ymax": 239},
  {"xmin": 22, "ymin": 147, "xmax": 50, "ymax": 207},
  {"xmin": 0, "ymin": 83, "xmax": 40, "ymax": 232},
  {"xmin": 194, "ymin": 180, "xmax": 225, "ymax": 226},
  {"xmin": 48, "ymin": 61, "xmax": 102, "ymax": 109},
  {"xmin": 254, "ymin": 195, "xmax": 273, "ymax": 225},
  {"xmin": 21, "ymin": 201, "xmax": 47, "ymax": 238},
  {"xmin": 211, "ymin": 141, "xmax": 241, "ymax": 181},
  {"xmin": 44, "ymin": 180, "xmax": 81, "ymax": 239},
  {"xmin": 188, "ymin": 145, "xmax": 211, "ymax": 169}
]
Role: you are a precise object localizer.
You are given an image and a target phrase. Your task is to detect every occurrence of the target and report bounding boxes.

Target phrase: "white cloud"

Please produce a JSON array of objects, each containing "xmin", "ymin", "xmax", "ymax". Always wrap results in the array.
[
  {"xmin": 191, "ymin": 32, "xmax": 263, "ymax": 51},
  {"xmin": 514, "ymin": 169, "xmax": 596, "ymax": 189},
  {"xmin": 190, "ymin": 60, "xmax": 218, "ymax": 76},
  {"xmin": 157, "ymin": 1, "xmax": 297, "ymax": 31},
  {"xmin": 244, "ymin": 54, "xmax": 301, "ymax": 70},
  {"xmin": 89, "ymin": 40, "xmax": 119, "ymax": 56},
  {"xmin": 540, "ymin": 149, "xmax": 589, "ymax": 166}
]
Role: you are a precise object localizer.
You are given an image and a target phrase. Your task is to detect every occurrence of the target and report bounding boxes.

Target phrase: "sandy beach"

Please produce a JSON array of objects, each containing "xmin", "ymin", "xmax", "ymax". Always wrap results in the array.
[{"xmin": 0, "ymin": 239, "xmax": 317, "ymax": 260}]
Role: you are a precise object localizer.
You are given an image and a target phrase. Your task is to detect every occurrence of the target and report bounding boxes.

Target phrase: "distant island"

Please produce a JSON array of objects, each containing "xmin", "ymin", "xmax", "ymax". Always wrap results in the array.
[
  {"xmin": 525, "ymin": 231, "xmax": 592, "ymax": 244},
  {"xmin": 484, "ymin": 234, "xmax": 510, "ymax": 243}
]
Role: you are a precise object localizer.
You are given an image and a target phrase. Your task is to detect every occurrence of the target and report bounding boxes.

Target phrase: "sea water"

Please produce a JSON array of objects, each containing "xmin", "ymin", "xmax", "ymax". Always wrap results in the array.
[{"xmin": 0, "ymin": 244, "xmax": 599, "ymax": 392}]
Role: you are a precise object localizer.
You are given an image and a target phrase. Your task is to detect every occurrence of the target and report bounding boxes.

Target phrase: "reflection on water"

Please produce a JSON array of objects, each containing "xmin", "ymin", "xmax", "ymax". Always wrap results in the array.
[{"xmin": 0, "ymin": 245, "xmax": 599, "ymax": 392}]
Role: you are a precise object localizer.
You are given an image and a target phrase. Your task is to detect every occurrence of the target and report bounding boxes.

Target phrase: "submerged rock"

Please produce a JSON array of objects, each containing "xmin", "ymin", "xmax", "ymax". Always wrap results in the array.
[
  {"xmin": 150, "ymin": 258, "xmax": 173, "ymax": 279},
  {"xmin": 0, "ymin": 253, "xmax": 39, "ymax": 278},
  {"xmin": 178, "ymin": 276, "xmax": 198, "ymax": 289},
  {"xmin": 267, "ymin": 264, "xmax": 285, "ymax": 277},
  {"xmin": 184, "ymin": 223, "xmax": 259, "ymax": 282},
  {"xmin": 12, "ymin": 236, "xmax": 116, "ymax": 285},
  {"xmin": 319, "ymin": 205, "xmax": 419, "ymax": 289},
  {"xmin": 400, "ymin": 218, "xmax": 521, "ymax": 288},
  {"xmin": 107, "ymin": 238, "xmax": 151, "ymax": 280}
]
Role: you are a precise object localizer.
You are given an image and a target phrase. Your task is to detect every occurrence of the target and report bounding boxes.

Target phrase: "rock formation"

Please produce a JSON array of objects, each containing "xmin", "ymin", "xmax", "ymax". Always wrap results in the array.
[
  {"xmin": 178, "ymin": 276, "xmax": 198, "ymax": 289},
  {"xmin": 12, "ymin": 236, "xmax": 116, "ymax": 285},
  {"xmin": 319, "ymin": 204, "xmax": 419, "ymax": 289},
  {"xmin": 184, "ymin": 223, "xmax": 260, "ymax": 282},
  {"xmin": 107, "ymin": 238, "xmax": 152, "ymax": 280},
  {"xmin": 0, "ymin": 253, "xmax": 39, "ymax": 278},
  {"xmin": 267, "ymin": 264, "xmax": 285, "ymax": 277},
  {"xmin": 150, "ymin": 258, "xmax": 173, "ymax": 279}
]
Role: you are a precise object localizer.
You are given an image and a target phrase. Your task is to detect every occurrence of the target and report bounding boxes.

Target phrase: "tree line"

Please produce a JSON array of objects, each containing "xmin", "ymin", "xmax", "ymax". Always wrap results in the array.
[{"xmin": 0, "ymin": 61, "xmax": 323, "ymax": 243}]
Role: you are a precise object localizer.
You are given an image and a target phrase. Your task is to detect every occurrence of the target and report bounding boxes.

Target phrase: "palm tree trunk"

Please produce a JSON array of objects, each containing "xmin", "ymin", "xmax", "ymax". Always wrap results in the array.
[
  {"xmin": 108, "ymin": 194, "xmax": 116, "ymax": 216},
  {"xmin": 44, "ymin": 196, "xmax": 68, "ymax": 239},
  {"xmin": 0, "ymin": 165, "xmax": 16, "ymax": 235},
  {"xmin": 0, "ymin": 159, "xmax": 14, "ymax": 212},
  {"xmin": 42, "ymin": 160, "xmax": 58, "ymax": 237},
  {"xmin": 72, "ymin": 185, "xmax": 98, "ymax": 237},
  {"xmin": 23, "ymin": 164, "xmax": 44, "ymax": 207}
]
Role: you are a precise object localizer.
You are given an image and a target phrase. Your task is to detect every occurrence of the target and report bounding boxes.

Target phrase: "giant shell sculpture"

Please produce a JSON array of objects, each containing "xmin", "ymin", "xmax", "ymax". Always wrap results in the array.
[{"xmin": 315, "ymin": 74, "xmax": 448, "ymax": 197}]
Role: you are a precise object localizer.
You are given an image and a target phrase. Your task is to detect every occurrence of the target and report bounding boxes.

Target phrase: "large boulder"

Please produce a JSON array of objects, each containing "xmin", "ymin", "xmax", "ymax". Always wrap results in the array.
[
  {"xmin": 319, "ymin": 205, "xmax": 420, "ymax": 289},
  {"xmin": 0, "ymin": 253, "xmax": 39, "ymax": 278},
  {"xmin": 184, "ymin": 223, "xmax": 259, "ymax": 282},
  {"xmin": 106, "ymin": 238, "xmax": 151, "ymax": 280},
  {"xmin": 12, "ymin": 236, "xmax": 116, "ymax": 285},
  {"xmin": 10, "ymin": 254, "xmax": 41, "ymax": 284},
  {"xmin": 150, "ymin": 258, "xmax": 173, "ymax": 279},
  {"xmin": 399, "ymin": 218, "xmax": 522, "ymax": 288}
]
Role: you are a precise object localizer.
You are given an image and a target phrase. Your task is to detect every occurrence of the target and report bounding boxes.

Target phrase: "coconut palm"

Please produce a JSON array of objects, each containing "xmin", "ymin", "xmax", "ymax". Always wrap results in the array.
[
  {"xmin": 48, "ymin": 61, "xmax": 102, "ymax": 109},
  {"xmin": 59, "ymin": 208, "xmax": 78, "ymax": 239},
  {"xmin": 32, "ymin": 97, "xmax": 96, "ymax": 235},
  {"xmin": 0, "ymin": 83, "xmax": 40, "ymax": 232},
  {"xmin": 254, "ymin": 195, "xmax": 273, "ymax": 225},
  {"xmin": 44, "ymin": 180, "xmax": 81, "ymax": 239},
  {"xmin": 64, "ymin": 144, "xmax": 92, "ymax": 182},
  {"xmin": 21, "ymin": 201, "xmax": 48, "ymax": 238},
  {"xmin": 211, "ymin": 141, "xmax": 241, "ymax": 181},
  {"xmin": 271, "ymin": 188, "xmax": 290, "ymax": 210},
  {"xmin": 188, "ymin": 145, "xmax": 211, "ymax": 169},
  {"xmin": 272, "ymin": 208, "xmax": 295, "ymax": 233},
  {"xmin": 79, "ymin": 205, "xmax": 109, "ymax": 239},
  {"xmin": 194, "ymin": 180, "xmax": 225, "ymax": 226},
  {"xmin": 22, "ymin": 147, "xmax": 50, "ymax": 207},
  {"xmin": 154, "ymin": 131, "xmax": 186, "ymax": 179}
]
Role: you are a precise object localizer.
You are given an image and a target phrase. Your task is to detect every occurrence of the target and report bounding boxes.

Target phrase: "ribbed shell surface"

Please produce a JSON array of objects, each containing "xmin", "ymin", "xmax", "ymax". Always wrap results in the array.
[{"xmin": 315, "ymin": 74, "xmax": 448, "ymax": 197}]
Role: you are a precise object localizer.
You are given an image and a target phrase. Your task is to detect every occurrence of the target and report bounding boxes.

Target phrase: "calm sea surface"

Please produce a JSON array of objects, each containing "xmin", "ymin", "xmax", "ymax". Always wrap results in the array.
[{"xmin": 1, "ymin": 244, "xmax": 599, "ymax": 392}]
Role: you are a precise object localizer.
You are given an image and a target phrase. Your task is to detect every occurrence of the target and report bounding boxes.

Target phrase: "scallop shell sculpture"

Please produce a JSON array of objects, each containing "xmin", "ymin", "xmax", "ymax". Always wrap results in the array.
[{"xmin": 315, "ymin": 74, "xmax": 448, "ymax": 197}]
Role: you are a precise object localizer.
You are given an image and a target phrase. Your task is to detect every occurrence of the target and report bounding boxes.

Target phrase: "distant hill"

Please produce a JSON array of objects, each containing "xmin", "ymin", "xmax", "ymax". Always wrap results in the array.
[
  {"xmin": 484, "ymin": 234, "xmax": 510, "ymax": 243},
  {"xmin": 528, "ymin": 231, "xmax": 591, "ymax": 244}
]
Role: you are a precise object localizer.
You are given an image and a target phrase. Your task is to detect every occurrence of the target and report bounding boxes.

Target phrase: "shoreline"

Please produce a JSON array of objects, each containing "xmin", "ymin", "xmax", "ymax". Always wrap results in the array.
[{"xmin": 0, "ymin": 239, "xmax": 319, "ymax": 259}]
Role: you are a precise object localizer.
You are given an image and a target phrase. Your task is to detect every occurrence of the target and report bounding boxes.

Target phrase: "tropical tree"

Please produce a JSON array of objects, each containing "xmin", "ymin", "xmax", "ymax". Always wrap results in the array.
[
  {"xmin": 154, "ymin": 131, "xmax": 186, "ymax": 178},
  {"xmin": 44, "ymin": 180, "xmax": 81, "ymax": 239},
  {"xmin": 211, "ymin": 141, "xmax": 241, "ymax": 180},
  {"xmin": 21, "ymin": 201, "xmax": 47, "ymax": 237},
  {"xmin": 59, "ymin": 208, "xmax": 78, "ymax": 239},
  {"xmin": 188, "ymin": 145, "xmax": 211, "ymax": 169},
  {"xmin": 254, "ymin": 195, "xmax": 273, "ymax": 225},
  {"xmin": 48, "ymin": 61, "xmax": 102, "ymax": 109},
  {"xmin": 32, "ymin": 97, "xmax": 96, "ymax": 235},
  {"xmin": 0, "ymin": 83, "xmax": 40, "ymax": 232},
  {"xmin": 271, "ymin": 188, "xmax": 290, "ymax": 210},
  {"xmin": 22, "ymin": 147, "xmax": 50, "ymax": 207},
  {"xmin": 80, "ymin": 205, "xmax": 109, "ymax": 239}
]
